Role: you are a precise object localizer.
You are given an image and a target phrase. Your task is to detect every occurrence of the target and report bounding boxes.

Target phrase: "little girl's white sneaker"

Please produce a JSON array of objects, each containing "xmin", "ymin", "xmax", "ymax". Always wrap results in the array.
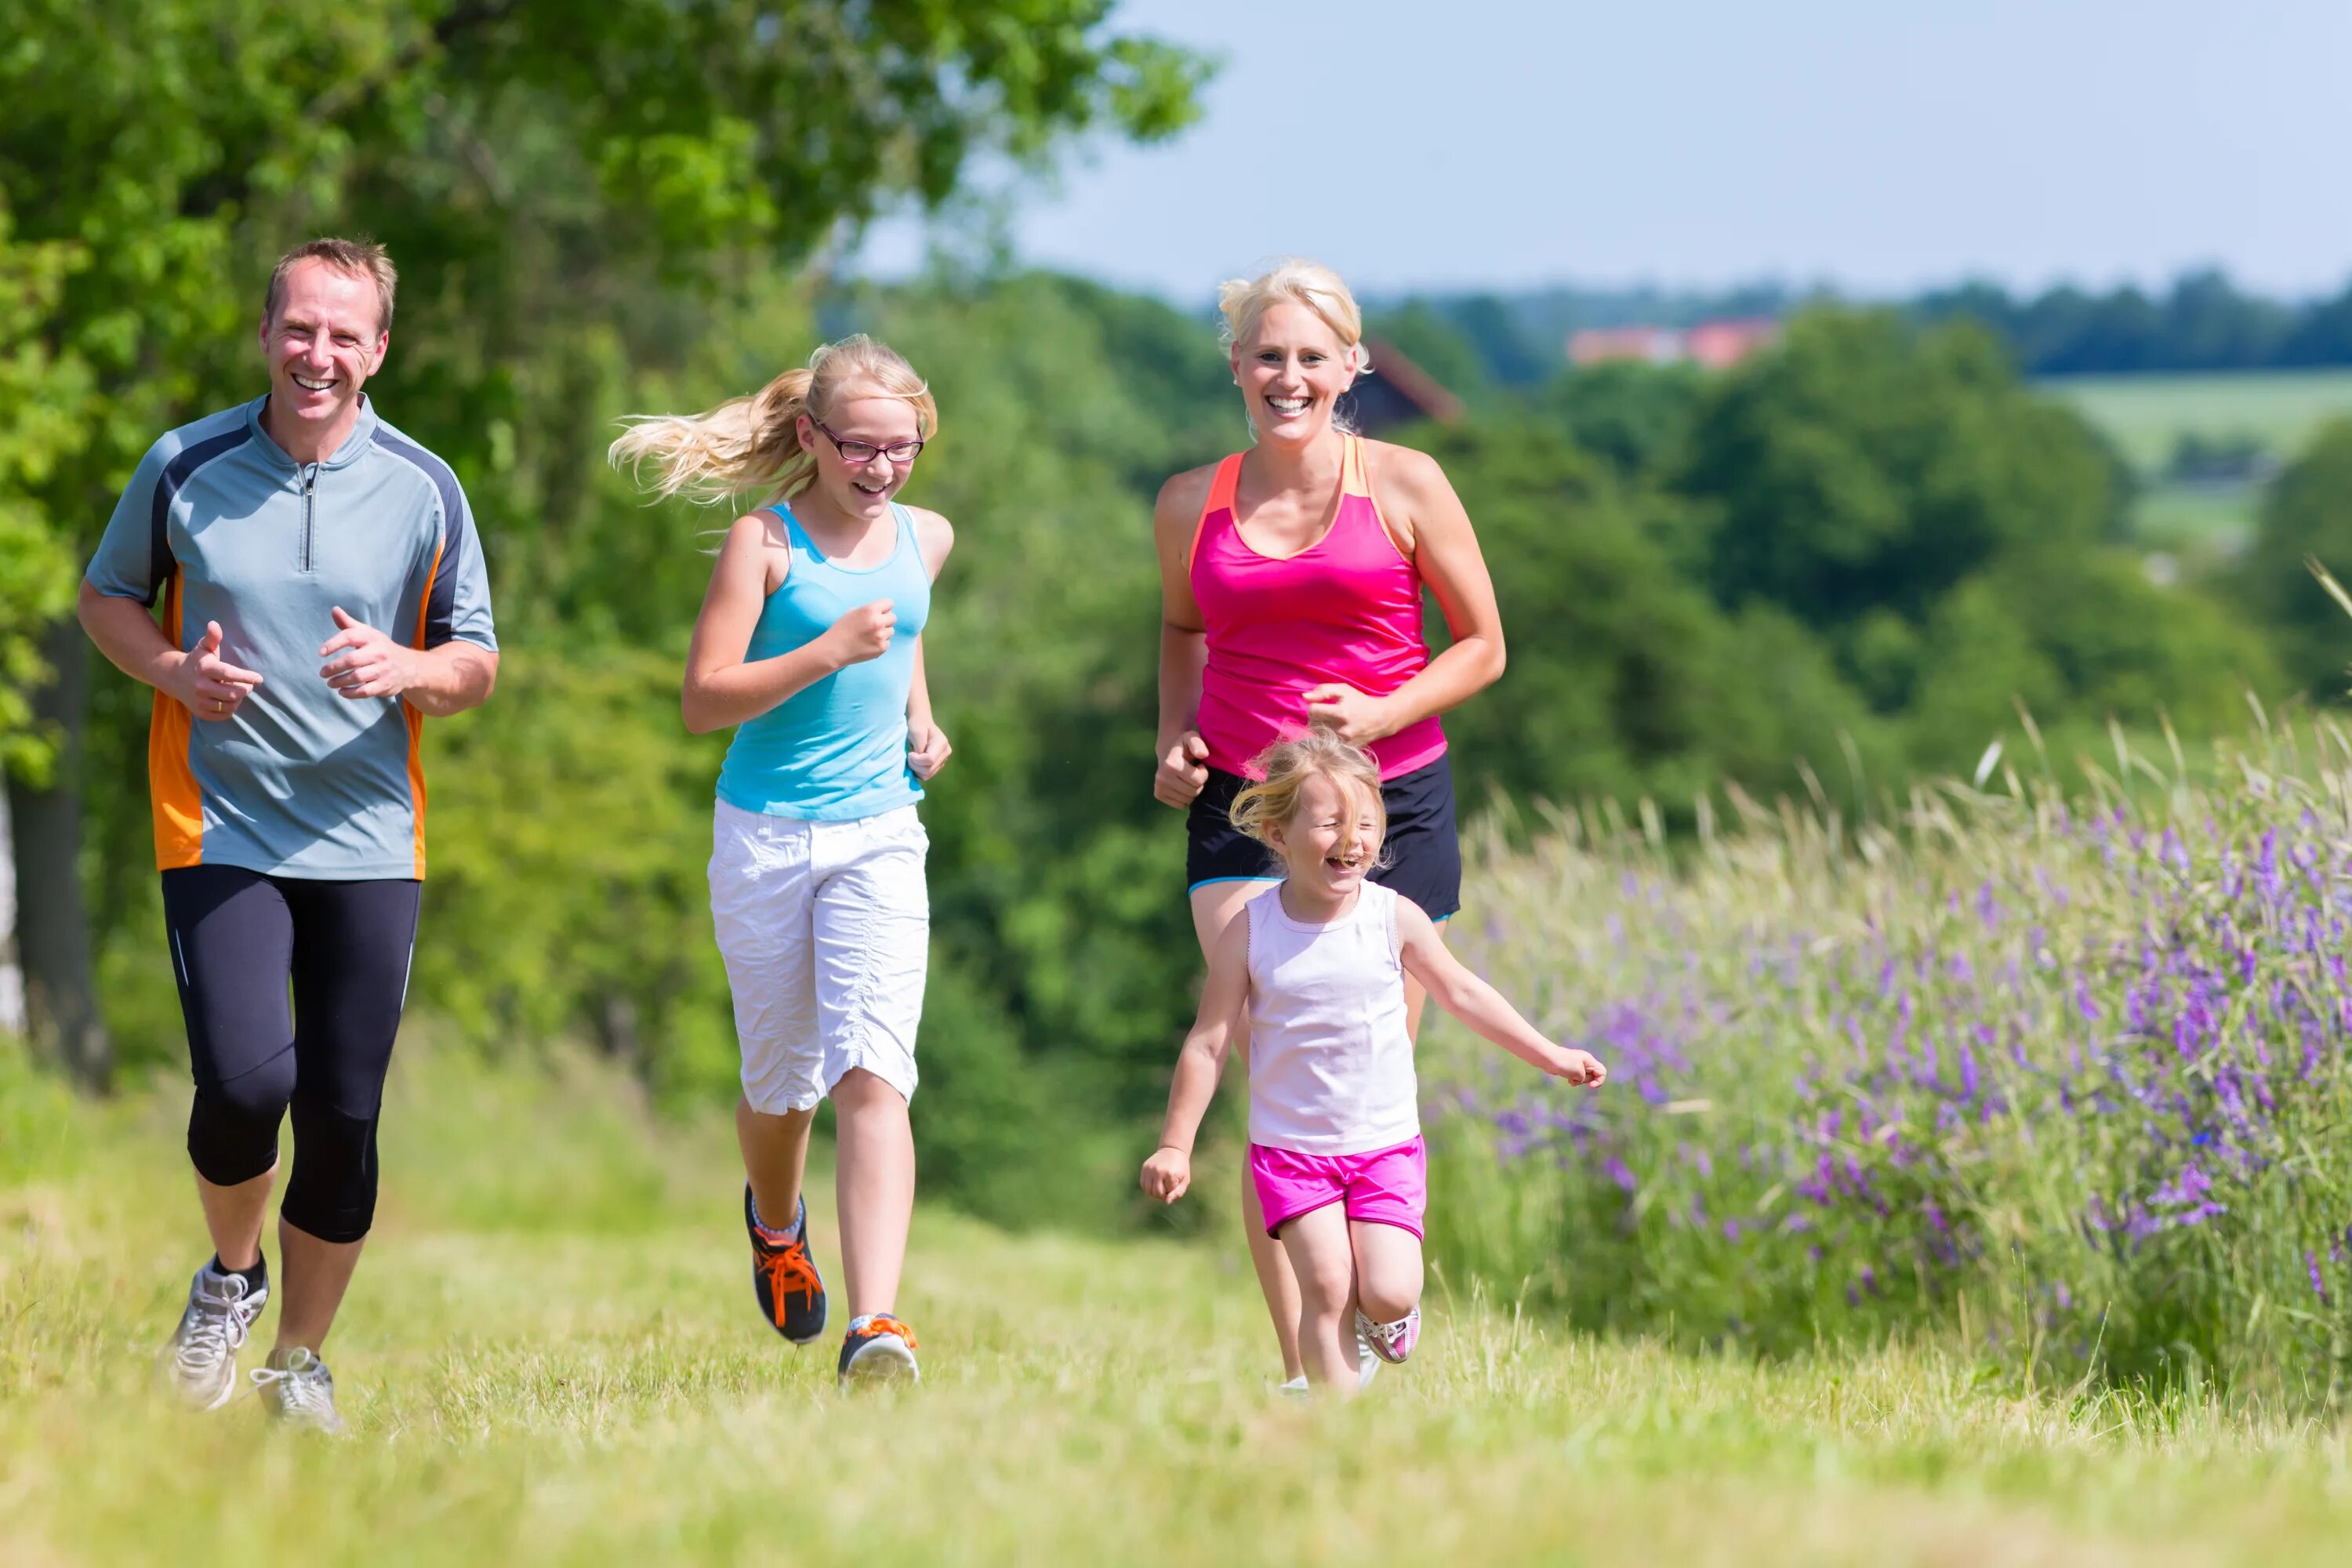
[{"xmin": 1356, "ymin": 1307, "xmax": 1420, "ymax": 1365}]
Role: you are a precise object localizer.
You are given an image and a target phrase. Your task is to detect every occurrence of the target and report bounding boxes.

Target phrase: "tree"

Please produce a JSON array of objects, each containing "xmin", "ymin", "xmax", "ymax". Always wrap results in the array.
[
  {"xmin": 0, "ymin": 0, "xmax": 1207, "ymax": 1087},
  {"xmin": 1541, "ymin": 359, "xmax": 1705, "ymax": 480},
  {"xmin": 0, "ymin": 221, "xmax": 96, "ymax": 1068},
  {"xmin": 0, "ymin": 227, "xmax": 84, "ymax": 768},
  {"xmin": 1673, "ymin": 306, "xmax": 2274, "ymax": 771},
  {"xmin": 2238, "ymin": 418, "xmax": 2352, "ymax": 700},
  {"xmin": 1402, "ymin": 417, "xmax": 1888, "ymax": 816},
  {"xmin": 1679, "ymin": 308, "xmax": 2118, "ymax": 641}
]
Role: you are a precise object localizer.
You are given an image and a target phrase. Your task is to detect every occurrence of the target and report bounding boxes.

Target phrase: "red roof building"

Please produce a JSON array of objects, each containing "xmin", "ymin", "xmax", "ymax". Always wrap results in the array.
[
  {"xmin": 1566, "ymin": 325, "xmax": 1684, "ymax": 365},
  {"xmin": 1566, "ymin": 318, "xmax": 1780, "ymax": 369},
  {"xmin": 1682, "ymin": 317, "xmax": 1780, "ymax": 368}
]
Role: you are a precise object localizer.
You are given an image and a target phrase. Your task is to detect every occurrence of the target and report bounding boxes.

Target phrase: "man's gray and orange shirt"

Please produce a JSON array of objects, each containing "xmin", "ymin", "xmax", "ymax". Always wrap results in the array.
[{"xmin": 86, "ymin": 395, "xmax": 496, "ymax": 880}]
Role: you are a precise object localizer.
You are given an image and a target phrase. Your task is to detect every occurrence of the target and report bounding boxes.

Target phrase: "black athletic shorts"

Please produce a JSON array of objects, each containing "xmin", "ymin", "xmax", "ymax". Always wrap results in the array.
[
  {"xmin": 1184, "ymin": 753, "xmax": 1461, "ymax": 920},
  {"xmin": 162, "ymin": 866, "xmax": 422, "ymax": 1103}
]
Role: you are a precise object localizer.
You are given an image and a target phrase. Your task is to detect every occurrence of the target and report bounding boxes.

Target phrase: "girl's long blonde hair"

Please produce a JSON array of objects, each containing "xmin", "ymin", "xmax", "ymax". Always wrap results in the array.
[
  {"xmin": 1230, "ymin": 728, "xmax": 1389, "ymax": 866},
  {"xmin": 608, "ymin": 334, "xmax": 937, "ymax": 505}
]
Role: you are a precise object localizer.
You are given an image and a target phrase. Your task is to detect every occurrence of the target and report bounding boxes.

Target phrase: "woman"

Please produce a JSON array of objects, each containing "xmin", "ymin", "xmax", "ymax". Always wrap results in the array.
[
  {"xmin": 613, "ymin": 335, "xmax": 953, "ymax": 1388},
  {"xmin": 1152, "ymin": 258, "xmax": 1507, "ymax": 1391}
]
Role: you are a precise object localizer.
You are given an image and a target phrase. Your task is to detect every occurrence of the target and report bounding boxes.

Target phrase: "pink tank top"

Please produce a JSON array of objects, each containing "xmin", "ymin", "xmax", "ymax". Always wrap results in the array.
[{"xmin": 1189, "ymin": 437, "xmax": 1446, "ymax": 782}]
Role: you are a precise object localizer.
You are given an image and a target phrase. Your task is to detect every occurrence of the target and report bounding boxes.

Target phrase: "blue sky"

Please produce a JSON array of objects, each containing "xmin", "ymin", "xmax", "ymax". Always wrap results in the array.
[{"xmin": 855, "ymin": 0, "xmax": 2352, "ymax": 303}]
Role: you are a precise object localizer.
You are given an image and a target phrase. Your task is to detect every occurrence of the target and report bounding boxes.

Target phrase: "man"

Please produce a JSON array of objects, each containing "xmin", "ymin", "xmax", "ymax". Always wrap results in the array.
[{"xmin": 78, "ymin": 238, "xmax": 497, "ymax": 1433}]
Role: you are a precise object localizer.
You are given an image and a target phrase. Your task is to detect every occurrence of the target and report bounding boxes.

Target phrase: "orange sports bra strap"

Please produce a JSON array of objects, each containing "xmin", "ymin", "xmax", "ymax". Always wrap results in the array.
[
  {"xmin": 1348, "ymin": 434, "xmax": 1406, "ymax": 552},
  {"xmin": 1192, "ymin": 452, "xmax": 1246, "ymax": 568},
  {"xmin": 1341, "ymin": 434, "xmax": 1368, "ymax": 496},
  {"xmin": 1207, "ymin": 452, "xmax": 1243, "ymax": 514}
]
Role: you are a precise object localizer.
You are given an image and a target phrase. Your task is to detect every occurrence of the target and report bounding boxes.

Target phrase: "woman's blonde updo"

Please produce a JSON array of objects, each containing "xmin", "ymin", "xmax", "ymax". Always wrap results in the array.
[
  {"xmin": 1216, "ymin": 257, "xmax": 1370, "ymax": 376},
  {"xmin": 608, "ymin": 334, "xmax": 938, "ymax": 506}
]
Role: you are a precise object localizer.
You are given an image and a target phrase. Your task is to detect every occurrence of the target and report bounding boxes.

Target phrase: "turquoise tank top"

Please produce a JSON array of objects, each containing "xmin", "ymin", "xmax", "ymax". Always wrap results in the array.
[{"xmin": 715, "ymin": 501, "xmax": 930, "ymax": 822}]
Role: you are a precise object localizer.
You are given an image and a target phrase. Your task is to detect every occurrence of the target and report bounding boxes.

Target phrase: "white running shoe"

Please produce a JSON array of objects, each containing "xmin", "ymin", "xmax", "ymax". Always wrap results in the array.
[
  {"xmin": 1356, "ymin": 1307, "xmax": 1421, "ymax": 1365},
  {"xmin": 836, "ymin": 1314, "xmax": 920, "ymax": 1391},
  {"xmin": 249, "ymin": 1347, "xmax": 349, "ymax": 1436},
  {"xmin": 1273, "ymin": 1330, "xmax": 1376, "ymax": 1397},
  {"xmin": 160, "ymin": 1262, "xmax": 268, "ymax": 1410}
]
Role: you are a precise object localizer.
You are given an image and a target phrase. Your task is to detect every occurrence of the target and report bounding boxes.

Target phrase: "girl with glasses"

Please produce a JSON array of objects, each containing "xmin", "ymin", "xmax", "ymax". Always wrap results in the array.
[{"xmin": 612, "ymin": 335, "xmax": 951, "ymax": 1388}]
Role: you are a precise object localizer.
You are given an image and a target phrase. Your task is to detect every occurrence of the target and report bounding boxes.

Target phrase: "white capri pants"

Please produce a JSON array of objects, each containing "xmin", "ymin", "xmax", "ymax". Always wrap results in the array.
[{"xmin": 708, "ymin": 800, "xmax": 929, "ymax": 1114}]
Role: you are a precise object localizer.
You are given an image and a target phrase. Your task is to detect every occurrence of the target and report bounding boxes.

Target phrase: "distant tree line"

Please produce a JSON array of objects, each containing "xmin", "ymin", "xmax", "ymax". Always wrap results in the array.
[
  {"xmin": 1915, "ymin": 270, "xmax": 2352, "ymax": 376},
  {"xmin": 1372, "ymin": 269, "xmax": 2352, "ymax": 390}
]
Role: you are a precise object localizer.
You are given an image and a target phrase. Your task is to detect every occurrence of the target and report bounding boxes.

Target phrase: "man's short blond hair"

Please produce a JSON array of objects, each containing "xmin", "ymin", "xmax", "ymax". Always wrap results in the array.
[{"xmin": 263, "ymin": 238, "xmax": 398, "ymax": 335}]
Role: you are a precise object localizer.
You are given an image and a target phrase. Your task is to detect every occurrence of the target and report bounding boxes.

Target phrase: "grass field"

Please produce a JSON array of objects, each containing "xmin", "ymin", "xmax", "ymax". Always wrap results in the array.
[
  {"xmin": 2129, "ymin": 483, "xmax": 2260, "ymax": 554},
  {"xmin": 13, "ymin": 1041, "xmax": 2352, "ymax": 1565},
  {"xmin": 2041, "ymin": 369, "xmax": 2352, "ymax": 477},
  {"xmin": 2040, "ymin": 368, "xmax": 2352, "ymax": 554}
]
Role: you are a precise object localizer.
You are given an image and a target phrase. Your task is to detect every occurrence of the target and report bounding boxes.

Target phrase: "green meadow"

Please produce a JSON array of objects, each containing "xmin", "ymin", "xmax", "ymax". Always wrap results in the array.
[
  {"xmin": 2043, "ymin": 368, "xmax": 2352, "ymax": 552},
  {"xmin": 12, "ymin": 994, "xmax": 2352, "ymax": 1563}
]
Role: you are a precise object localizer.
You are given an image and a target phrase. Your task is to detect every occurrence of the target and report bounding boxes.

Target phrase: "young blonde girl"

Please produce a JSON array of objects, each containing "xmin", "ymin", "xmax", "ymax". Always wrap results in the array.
[
  {"xmin": 1141, "ymin": 730, "xmax": 1604, "ymax": 1392},
  {"xmin": 612, "ymin": 335, "xmax": 953, "ymax": 1388}
]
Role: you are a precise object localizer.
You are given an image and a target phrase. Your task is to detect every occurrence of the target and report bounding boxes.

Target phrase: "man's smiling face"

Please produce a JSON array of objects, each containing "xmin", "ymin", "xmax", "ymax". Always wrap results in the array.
[{"xmin": 260, "ymin": 258, "xmax": 387, "ymax": 447}]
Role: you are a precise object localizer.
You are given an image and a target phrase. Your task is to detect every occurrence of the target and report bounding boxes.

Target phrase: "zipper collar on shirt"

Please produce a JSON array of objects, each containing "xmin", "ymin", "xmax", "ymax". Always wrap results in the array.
[{"xmin": 244, "ymin": 392, "xmax": 381, "ymax": 474}]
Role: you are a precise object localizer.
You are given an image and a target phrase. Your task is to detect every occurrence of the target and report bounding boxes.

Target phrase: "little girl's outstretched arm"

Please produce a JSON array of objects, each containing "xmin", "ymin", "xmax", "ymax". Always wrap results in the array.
[
  {"xmin": 1140, "ymin": 916, "xmax": 1252, "ymax": 1203},
  {"xmin": 1397, "ymin": 899, "xmax": 1606, "ymax": 1086}
]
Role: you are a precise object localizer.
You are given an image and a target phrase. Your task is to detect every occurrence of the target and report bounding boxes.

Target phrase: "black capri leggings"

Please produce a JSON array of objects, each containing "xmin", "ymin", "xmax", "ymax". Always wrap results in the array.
[{"xmin": 161, "ymin": 866, "xmax": 421, "ymax": 1243}]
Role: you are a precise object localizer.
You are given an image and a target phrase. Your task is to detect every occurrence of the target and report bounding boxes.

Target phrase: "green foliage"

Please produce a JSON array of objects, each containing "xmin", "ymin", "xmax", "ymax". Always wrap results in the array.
[
  {"xmin": 1669, "ymin": 306, "xmax": 2271, "ymax": 771},
  {"xmin": 1541, "ymin": 359, "xmax": 1705, "ymax": 479},
  {"xmin": 0, "ymin": 216, "xmax": 87, "ymax": 776},
  {"xmin": 1403, "ymin": 419, "xmax": 1884, "ymax": 813},
  {"xmin": 2239, "ymin": 417, "xmax": 2352, "ymax": 699},
  {"xmin": 2052, "ymin": 371, "xmax": 2352, "ymax": 479},
  {"xmin": 1367, "ymin": 292, "xmax": 1558, "ymax": 389},
  {"xmin": 414, "ymin": 649, "xmax": 737, "ymax": 1098},
  {"xmin": 1682, "ymin": 309, "xmax": 2114, "ymax": 631},
  {"xmin": 1423, "ymin": 721, "xmax": 2352, "ymax": 1399},
  {"xmin": 2045, "ymin": 371, "xmax": 2352, "ymax": 556},
  {"xmin": 1918, "ymin": 266, "xmax": 2352, "ymax": 374}
]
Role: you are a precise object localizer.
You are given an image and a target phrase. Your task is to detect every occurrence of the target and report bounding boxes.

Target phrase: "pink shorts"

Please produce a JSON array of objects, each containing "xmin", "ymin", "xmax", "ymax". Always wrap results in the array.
[{"xmin": 1249, "ymin": 1135, "xmax": 1427, "ymax": 1240}]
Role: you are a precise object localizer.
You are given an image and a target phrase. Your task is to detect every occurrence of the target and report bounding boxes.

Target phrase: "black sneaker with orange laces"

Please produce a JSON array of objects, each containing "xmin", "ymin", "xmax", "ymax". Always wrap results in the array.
[
  {"xmin": 836, "ymin": 1313, "xmax": 920, "ymax": 1388},
  {"xmin": 745, "ymin": 1187, "xmax": 827, "ymax": 1345}
]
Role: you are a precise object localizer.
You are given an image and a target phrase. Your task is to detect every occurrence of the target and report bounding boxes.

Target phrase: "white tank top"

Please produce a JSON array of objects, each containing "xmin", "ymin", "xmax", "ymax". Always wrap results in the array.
[{"xmin": 1244, "ymin": 881, "xmax": 1419, "ymax": 1156}]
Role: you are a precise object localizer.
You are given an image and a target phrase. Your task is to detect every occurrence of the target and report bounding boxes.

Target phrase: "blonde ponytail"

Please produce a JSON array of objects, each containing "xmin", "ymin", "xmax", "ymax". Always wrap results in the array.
[{"xmin": 609, "ymin": 334, "xmax": 938, "ymax": 506}]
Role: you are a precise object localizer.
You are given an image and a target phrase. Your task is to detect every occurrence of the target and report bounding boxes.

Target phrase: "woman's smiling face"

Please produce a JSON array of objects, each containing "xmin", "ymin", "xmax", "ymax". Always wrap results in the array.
[{"xmin": 1232, "ymin": 302, "xmax": 1357, "ymax": 447}]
